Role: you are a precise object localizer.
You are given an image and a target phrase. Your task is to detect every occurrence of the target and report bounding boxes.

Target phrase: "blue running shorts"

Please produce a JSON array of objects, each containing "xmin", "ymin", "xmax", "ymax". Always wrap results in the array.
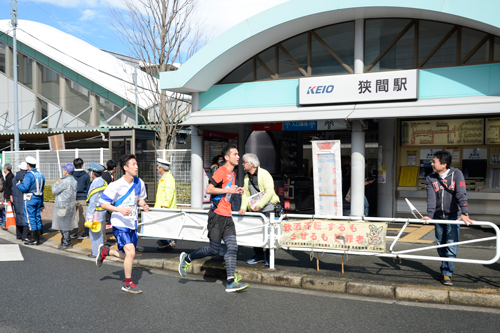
[{"xmin": 112, "ymin": 226, "xmax": 138, "ymax": 252}]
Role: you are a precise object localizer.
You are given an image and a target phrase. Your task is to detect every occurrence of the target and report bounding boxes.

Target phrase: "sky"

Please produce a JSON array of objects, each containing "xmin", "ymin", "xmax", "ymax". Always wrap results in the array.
[{"xmin": 1, "ymin": 0, "xmax": 290, "ymax": 58}]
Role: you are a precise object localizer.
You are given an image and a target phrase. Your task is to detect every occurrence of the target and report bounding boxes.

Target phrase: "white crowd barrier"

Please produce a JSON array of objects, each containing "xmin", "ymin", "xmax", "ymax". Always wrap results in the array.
[{"xmin": 139, "ymin": 209, "xmax": 500, "ymax": 269}]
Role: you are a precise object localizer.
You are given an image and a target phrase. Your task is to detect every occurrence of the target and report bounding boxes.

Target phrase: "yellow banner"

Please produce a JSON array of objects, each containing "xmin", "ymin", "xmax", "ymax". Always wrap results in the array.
[{"xmin": 280, "ymin": 219, "xmax": 387, "ymax": 253}]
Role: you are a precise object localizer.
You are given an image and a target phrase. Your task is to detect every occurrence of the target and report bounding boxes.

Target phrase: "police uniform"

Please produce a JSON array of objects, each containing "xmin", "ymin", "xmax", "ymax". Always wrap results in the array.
[
  {"xmin": 17, "ymin": 156, "xmax": 45, "ymax": 245},
  {"xmin": 155, "ymin": 158, "xmax": 176, "ymax": 249}
]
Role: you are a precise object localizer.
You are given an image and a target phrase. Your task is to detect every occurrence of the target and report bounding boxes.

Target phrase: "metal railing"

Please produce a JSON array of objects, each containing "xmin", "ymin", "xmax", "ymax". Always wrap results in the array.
[{"xmin": 138, "ymin": 209, "xmax": 500, "ymax": 270}]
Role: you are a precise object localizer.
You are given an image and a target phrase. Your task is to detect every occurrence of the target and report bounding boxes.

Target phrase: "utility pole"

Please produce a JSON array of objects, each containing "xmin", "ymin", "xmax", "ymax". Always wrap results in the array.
[{"xmin": 11, "ymin": 0, "xmax": 19, "ymax": 151}]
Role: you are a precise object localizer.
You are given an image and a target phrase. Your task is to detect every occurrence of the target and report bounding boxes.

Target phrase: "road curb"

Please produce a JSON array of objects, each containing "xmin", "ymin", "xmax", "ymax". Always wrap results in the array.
[{"xmin": 134, "ymin": 257, "xmax": 500, "ymax": 308}]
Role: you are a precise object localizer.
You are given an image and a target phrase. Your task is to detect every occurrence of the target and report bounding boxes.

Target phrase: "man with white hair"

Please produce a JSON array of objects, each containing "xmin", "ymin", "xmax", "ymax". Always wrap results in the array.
[
  {"xmin": 154, "ymin": 158, "xmax": 177, "ymax": 249},
  {"xmin": 239, "ymin": 153, "xmax": 280, "ymax": 265},
  {"xmin": 17, "ymin": 156, "xmax": 45, "ymax": 245}
]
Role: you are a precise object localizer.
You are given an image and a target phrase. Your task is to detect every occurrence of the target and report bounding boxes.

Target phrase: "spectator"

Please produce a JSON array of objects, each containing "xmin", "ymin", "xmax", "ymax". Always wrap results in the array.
[
  {"xmin": 422, "ymin": 150, "xmax": 474, "ymax": 286},
  {"xmin": 155, "ymin": 158, "xmax": 177, "ymax": 250},
  {"xmin": 102, "ymin": 160, "xmax": 116, "ymax": 185},
  {"xmin": 72, "ymin": 158, "xmax": 90, "ymax": 239},
  {"xmin": 0, "ymin": 168, "xmax": 4, "ymax": 230},
  {"xmin": 3, "ymin": 164, "xmax": 14, "ymax": 231},
  {"xmin": 12, "ymin": 162, "xmax": 28, "ymax": 240},
  {"xmin": 86, "ymin": 163, "xmax": 108, "ymax": 257},
  {"xmin": 239, "ymin": 153, "xmax": 280, "ymax": 266},
  {"xmin": 51, "ymin": 164, "xmax": 78, "ymax": 250},
  {"xmin": 210, "ymin": 155, "xmax": 223, "ymax": 177}
]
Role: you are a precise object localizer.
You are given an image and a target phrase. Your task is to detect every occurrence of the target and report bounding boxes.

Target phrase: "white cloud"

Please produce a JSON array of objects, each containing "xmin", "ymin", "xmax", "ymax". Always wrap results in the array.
[{"xmin": 80, "ymin": 9, "xmax": 97, "ymax": 21}]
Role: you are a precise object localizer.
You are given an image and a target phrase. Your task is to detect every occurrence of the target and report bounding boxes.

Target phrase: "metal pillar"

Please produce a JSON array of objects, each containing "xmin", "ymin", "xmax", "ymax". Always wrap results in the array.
[
  {"xmin": 11, "ymin": 0, "xmax": 19, "ymax": 151},
  {"xmin": 351, "ymin": 120, "xmax": 365, "ymax": 217},
  {"xmin": 238, "ymin": 124, "xmax": 245, "ymax": 183},
  {"xmin": 377, "ymin": 119, "xmax": 397, "ymax": 217}
]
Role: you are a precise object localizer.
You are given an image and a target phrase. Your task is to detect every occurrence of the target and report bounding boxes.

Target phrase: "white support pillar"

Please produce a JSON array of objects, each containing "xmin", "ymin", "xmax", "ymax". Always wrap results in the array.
[
  {"xmin": 354, "ymin": 18, "xmax": 364, "ymax": 74},
  {"xmin": 377, "ymin": 119, "xmax": 397, "ymax": 217},
  {"xmin": 351, "ymin": 120, "xmax": 365, "ymax": 217},
  {"xmin": 89, "ymin": 94, "xmax": 99, "ymax": 127},
  {"xmin": 190, "ymin": 92, "xmax": 203, "ymax": 209},
  {"xmin": 238, "ymin": 124, "xmax": 245, "ymax": 183}
]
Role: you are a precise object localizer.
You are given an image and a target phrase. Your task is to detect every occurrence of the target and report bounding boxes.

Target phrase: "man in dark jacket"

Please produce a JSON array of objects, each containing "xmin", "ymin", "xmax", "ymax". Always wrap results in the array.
[
  {"xmin": 422, "ymin": 151, "xmax": 473, "ymax": 286},
  {"xmin": 12, "ymin": 162, "xmax": 28, "ymax": 240},
  {"xmin": 3, "ymin": 163, "xmax": 14, "ymax": 229},
  {"xmin": 72, "ymin": 158, "xmax": 90, "ymax": 239}
]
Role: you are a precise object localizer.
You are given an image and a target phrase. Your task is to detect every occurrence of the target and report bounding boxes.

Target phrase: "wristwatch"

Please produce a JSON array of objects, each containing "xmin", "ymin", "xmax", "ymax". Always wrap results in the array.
[{"xmin": 462, "ymin": 212, "xmax": 469, "ymax": 216}]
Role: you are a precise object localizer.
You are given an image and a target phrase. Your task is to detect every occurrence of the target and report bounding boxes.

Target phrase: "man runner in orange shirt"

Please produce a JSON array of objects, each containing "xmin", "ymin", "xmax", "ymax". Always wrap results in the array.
[{"xmin": 178, "ymin": 144, "xmax": 248, "ymax": 292}]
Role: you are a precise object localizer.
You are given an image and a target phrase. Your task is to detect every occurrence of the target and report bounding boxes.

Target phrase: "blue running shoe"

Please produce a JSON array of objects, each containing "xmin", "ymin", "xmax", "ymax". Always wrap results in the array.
[
  {"xmin": 179, "ymin": 252, "xmax": 191, "ymax": 277},
  {"xmin": 226, "ymin": 274, "xmax": 249, "ymax": 293},
  {"xmin": 246, "ymin": 256, "xmax": 265, "ymax": 264}
]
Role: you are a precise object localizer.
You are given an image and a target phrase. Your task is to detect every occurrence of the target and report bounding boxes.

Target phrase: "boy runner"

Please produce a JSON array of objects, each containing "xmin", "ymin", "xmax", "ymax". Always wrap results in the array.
[
  {"xmin": 178, "ymin": 144, "xmax": 248, "ymax": 292},
  {"xmin": 95, "ymin": 154, "xmax": 149, "ymax": 294}
]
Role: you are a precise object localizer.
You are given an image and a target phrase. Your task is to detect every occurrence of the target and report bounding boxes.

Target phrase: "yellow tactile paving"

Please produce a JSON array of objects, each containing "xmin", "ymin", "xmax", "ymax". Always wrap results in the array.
[
  {"xmin": 387, "ymin": 224, "xmax": 435, "ymax": 243},
  {"xmin": 400, "ymin": 225, "xmax": 435, "ymax": 243}
]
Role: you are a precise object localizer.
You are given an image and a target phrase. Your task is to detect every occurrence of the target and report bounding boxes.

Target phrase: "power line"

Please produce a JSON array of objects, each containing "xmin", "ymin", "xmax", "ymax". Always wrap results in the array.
[{"xmin": 25, "ymin": 0, "xmax": 105, "ymax": 51}]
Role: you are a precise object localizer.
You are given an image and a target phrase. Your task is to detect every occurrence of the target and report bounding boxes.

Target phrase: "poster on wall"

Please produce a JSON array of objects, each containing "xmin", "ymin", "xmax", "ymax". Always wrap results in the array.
[
  {"xmin": 311, "ymin": 140, "xmax": 342, "ymax": 216},
  {"xmin": 486, "ymin": 118, "xmax": 500, "ymax": 144},
  {"xmin": 203, "ymin": 131, "xmax": 238, "ymax": 169},
  {"xmin": 401, "ymin": 118, "xmax": 484, "ymax": 146}
]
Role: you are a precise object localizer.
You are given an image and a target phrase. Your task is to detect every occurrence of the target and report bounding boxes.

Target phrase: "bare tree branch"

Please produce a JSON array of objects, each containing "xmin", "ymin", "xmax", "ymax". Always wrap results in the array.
[{"xmin": 109, "ymin": 0, "xmax": 204, "ymax": 150}]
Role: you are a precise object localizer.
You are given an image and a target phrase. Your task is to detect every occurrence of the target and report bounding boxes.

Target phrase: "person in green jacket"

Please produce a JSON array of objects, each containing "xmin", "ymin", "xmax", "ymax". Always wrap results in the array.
[{"xmin": 238, "ymin": 153, "xmax": 280, "ymax": 266}]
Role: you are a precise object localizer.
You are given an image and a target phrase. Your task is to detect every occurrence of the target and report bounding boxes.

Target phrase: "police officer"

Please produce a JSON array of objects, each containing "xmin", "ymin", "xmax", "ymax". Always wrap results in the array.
[
  {"xmin": 17, "ymin": 156, "xmax": 45, "ymax": 245},
  {"xmin": 155, "ymin": 158, "xmax": 177, "ymax": 249}
]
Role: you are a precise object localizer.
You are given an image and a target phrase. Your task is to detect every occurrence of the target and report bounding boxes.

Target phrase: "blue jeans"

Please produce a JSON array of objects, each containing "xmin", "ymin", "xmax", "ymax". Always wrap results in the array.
[
  {"xmin": 364, "ymin": 196, "xmax": 369, "ymax": 216},
  {"xmin": 0, "ymin": 209, "xmax": 5, "ymax": 227},
  {"xmin": 433, "ymin": 215, "xmax": 460, "ymax": 277}
]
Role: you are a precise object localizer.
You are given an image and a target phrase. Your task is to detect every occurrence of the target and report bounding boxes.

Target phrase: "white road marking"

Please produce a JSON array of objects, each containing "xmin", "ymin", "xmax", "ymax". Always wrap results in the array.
[{"xmin": 0, "ymin": 244, "xmax": 24, "ymax": 261}]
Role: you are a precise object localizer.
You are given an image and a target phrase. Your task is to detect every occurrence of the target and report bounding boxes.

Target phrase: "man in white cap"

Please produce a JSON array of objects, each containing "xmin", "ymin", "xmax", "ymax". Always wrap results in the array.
[
  {"xmin": 154, "ymin": 158, "xmax": 177, "ymax": 250},
  {"xmin": 17, "ymin": 156, "xmax": 45, "ymax": 245}
]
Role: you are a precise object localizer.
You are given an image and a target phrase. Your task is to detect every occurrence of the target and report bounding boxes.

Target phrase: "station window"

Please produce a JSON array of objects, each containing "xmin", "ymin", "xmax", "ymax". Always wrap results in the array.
[{"xmin": 218, "ymin": 18, "xmax": 500, "ymax": 84}]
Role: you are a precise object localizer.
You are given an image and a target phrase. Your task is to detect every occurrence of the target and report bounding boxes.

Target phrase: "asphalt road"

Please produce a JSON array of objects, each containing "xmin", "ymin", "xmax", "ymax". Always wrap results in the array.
[{"xmin": 1, "ymin": 238, "xmax": 500, "ymax": 333}]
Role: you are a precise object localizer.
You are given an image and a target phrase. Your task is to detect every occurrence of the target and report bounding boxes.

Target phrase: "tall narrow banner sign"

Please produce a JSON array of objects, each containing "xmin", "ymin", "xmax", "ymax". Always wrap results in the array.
[{"xmin": 312, "ymin": 140, "xmax": 342, "ymax": 216}]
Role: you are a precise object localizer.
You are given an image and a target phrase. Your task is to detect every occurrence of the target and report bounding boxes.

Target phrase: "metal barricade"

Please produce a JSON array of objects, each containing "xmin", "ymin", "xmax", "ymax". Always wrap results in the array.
[
  {"xmin": 137, "ymin": 210, "xmax": 500, "ymax": 270},
  {"xmin": 275, "ymin": 214, "xmax": 500, "ymax": 266}
]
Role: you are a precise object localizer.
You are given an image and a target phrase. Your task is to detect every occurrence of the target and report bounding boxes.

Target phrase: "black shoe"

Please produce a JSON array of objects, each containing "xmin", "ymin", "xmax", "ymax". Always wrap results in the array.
[{"xmin": 25, "ymin": 231, "xmax": 37, "ymax": 245}]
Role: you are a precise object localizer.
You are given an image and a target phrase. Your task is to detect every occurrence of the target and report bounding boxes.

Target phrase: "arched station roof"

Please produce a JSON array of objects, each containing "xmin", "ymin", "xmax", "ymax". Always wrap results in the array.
[
  {"xmin": 161, "ymin": 0, "xmax": 500, "ymax": 93},
  {"xmin": 0, "ymin": 19, "xmax": 155, "ymax": 109}
]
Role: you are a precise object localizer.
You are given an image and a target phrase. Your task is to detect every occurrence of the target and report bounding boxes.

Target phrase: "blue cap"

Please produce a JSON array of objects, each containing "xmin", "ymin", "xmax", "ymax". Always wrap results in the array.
[
  {"xmin": 87, "ymin": 162, "xmax": 105, "ymax": 173},
  {"xmin": 62, "ymin": 164, "xmax": 74, "ymax": 174}
]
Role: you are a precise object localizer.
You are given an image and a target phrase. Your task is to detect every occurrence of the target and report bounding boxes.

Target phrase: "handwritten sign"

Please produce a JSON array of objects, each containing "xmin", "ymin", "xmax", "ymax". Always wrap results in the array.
[{"xmin": 280, "ymin": 219, "xmax": 387, "ymax": 253}]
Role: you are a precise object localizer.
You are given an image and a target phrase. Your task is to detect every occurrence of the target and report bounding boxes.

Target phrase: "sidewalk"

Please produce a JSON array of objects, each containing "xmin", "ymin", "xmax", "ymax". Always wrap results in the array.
[{"xmin": 5, "ymin": 222, "xmax": 500, "ymax": 308}]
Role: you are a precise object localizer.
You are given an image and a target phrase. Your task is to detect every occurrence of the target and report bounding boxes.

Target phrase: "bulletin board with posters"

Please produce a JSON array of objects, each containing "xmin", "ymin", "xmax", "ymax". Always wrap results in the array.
[
  {"xmin": 203, "ymin": 131, "xmax": 238, "ymax": 169},
  {"xmin": 312, "ymin": 140, "xmax": 343, "ymax": 216},
  {"xmin": 203, "ymin": 131, "xmax": 238, "ymax": 203}
]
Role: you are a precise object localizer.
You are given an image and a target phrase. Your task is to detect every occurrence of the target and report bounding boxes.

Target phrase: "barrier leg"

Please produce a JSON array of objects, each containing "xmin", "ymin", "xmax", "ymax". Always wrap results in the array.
[{"xmin": 269, "ymin": 213, "xmax": 275, "ymax": 269}]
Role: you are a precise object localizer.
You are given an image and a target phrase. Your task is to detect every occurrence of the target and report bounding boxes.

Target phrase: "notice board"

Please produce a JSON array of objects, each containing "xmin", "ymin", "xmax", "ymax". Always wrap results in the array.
[{"xmin": 312, "ymin": 140, "xmax": 342, "ymax": 216}]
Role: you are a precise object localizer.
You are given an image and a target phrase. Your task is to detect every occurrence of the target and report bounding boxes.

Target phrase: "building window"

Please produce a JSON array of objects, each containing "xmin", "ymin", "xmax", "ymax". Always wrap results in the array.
[
  {"xmin": 39, "ymin": 98, "xmax": 48, "ymax": 128},
  {"xmin": 18, "ymin": 53, "xmax": 33, "ymax": 89},
  {"xmin": 68, "ymin": 79, "xmax": 90, "ymax": 122},
  {"xmin": 99, "ymin": 96, "xmax": 122, "ymax": 126},
  {"xmin": 218, "ymin": 18, "xmax": 500, "ymax": 84},
  {"xmin": 41, "ymin": 65, "xmax": 60, "ymax": 105},
  {"xmin": 0, "ymin": 41, "xmax": 6, "ymax": 73}
]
